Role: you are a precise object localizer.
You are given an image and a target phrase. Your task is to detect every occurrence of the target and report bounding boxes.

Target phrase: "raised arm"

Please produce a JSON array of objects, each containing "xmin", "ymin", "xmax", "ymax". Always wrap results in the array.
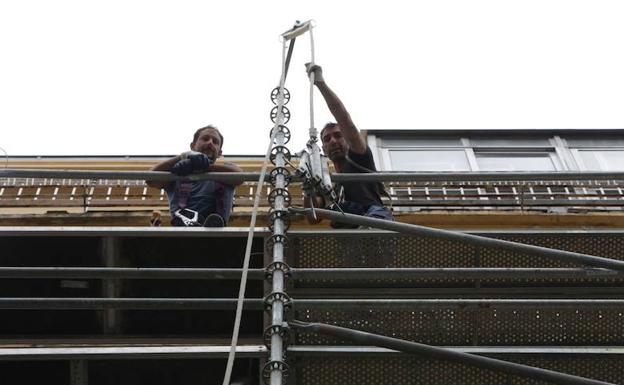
[{"xmin": 307, "ymin": 64, "xmax": 367, "ymax": 154}]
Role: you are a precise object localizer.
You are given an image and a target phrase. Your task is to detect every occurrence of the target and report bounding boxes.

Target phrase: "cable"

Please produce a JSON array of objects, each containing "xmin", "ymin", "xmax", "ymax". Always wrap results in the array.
[{"xmin": 308, "ymin": 26, "xmax": 316, "ymax": 140}]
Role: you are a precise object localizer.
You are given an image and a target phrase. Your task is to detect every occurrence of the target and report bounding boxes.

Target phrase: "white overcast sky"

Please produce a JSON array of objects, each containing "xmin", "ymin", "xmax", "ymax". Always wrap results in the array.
[{"xmin": 1, "ymin": 0, "xmax": 623, "ymax": 156}]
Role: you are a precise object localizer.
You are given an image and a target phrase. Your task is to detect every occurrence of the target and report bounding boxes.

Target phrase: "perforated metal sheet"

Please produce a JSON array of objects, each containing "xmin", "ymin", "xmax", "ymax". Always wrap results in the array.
[
  {"xmin": 294, "ymin": 355, "xmax": 624, "ymax": 385},
  {"xmin": 290, "ymin": 233, "xmax": 624, "ymax": 286},
  {"xmin": 295, "ymin": 307, "xmax": 624, "ymax": 346},
  {"xmin": 287, "ymin": 232, "xmax": 624, "ymax": 382}
]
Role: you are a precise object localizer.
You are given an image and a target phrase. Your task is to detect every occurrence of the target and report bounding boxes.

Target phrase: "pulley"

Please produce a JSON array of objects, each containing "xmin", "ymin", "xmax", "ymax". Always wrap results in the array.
[
  {"xmin": 270, "ymin": 106, "xmax": 291, "ymax": 124},
  {"xmin": 270, "ymin": 87, "xmax": 290, "ymax": 105}
]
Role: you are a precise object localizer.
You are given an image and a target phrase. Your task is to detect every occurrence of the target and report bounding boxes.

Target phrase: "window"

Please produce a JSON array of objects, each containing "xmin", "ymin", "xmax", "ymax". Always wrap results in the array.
[
  {"xmin": 388, "ymin": 150, "xmax": 470, "ymax": 171},
  {"xmin": 376, "ymin": 133, "xmax": 569, "ymax": 172},
  {"xmin": 373, "ymin": 133, "xmax": 597, "ymax": 172},
  {"xmin": 576, "ymin": 150, "xmax": 624, "ymax": 171},
  {"xmin": 475, "ymin": 153, "xmax": 559, "ymax": 171}
]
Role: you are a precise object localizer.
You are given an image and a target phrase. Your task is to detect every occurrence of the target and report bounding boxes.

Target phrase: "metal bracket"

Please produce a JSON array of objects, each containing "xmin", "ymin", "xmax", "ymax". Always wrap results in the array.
[
  {"xmin": 262, "ymin": 360, "xmax": 290, "ymax": 384},
  {"xmin": 268, "ymin": 209, "xmax": 291, "ymax": 232},
  {"xmin": 268, "ymin": 188, "xmax": 291, "ymax": 206},
  {"xmin": 264, "ymin": 261, "xmax": 292, "ymax": 281},
  {"xmin": 270, "ymin": 167, "xmax": 291, "ymax": 187},
  {"xmin": 264, "ymin": 291, "xmax": 292, "ymax": 311},
  {"xmin": 265, "ymin": 234, "xmax": 289, "ymax": 255},
  {"xmin": 270, "ymin": 146, "xmax": 292, "ymax": 165},
  {"xmin": 263, "ymin": 323, "xmax": 291, "ymax": 348}
]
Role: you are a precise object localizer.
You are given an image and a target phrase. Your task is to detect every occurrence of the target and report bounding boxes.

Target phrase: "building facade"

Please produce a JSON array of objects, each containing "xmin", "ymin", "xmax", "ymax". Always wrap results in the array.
[{"xmin": 0, "ymin": 129, "xmax": 623, "ymax": 384}]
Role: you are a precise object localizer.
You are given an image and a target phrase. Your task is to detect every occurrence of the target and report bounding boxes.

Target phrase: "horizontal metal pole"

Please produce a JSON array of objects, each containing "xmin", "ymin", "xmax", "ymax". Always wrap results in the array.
[
  {"xmin": 305, "ymin": 208, "xmax": 624, "ymax": 272},
  {"xmin": 0, "ymin": 169, "xmax": 262, "ymax": 183},
  {"xmin": 0, "ymin": 298, "xmax": 622, "ymax": 310},
  {"xmin": 294, "ymin": 299, "xmax": 624, "ymax": 310},
  {"xmin": 0, "ymin": 345, "xmax": 268, "ymax": 361},
  {"xmin": 4, "ymin": 197, "xmax": 624, "ymax": 209},
  {"xmin": 391, "ymin": 200, "xmax": 624, "ymax": 207},
  {"xmin": 3, "ymin": 267, "xmax": 621, "ymax": 280},
  {"xmin": 0, "ymin": 267, "xmax": 265, "ymax": 280},
  {"xmin": 0, "ymin": 298, "xmax": 265, "ymax": 310},
  {"xmin": 333, "ymin": 171, "xmax": 624, "ymax": 182},
  {"xmin": 0, "ymin": 226, "xmax": 270, "ymax": 237},
  {"xmin": 3, "ymin": 227, "xmax": 624, "ymax": 237},
  {"xmin": 4, "ymin": 168, "xmax": 624, "ymax": 183},
  {"xmin": 290, "ymin": 321, "xmax": 613, "ymax": 385}
]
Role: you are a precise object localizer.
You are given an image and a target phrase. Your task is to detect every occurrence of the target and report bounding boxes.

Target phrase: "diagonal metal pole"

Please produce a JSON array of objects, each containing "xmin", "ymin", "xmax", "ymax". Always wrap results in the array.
[
  {"xmin": 289, "ymin": 320, "xmax": 613, "ymax": 385},
  {"xmin": 293, "ymin": 208, "xmax": 624, "ymax": 272}
]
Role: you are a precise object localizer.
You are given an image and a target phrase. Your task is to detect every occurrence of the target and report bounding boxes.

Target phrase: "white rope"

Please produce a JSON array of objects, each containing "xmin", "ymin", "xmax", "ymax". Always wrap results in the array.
[
  {"xmin": 308, "ymin": 25, "xmax": 317, "ymax": 140},
  {"xmin": 221, "ymin": 38, "xmax": 290, "ymax": 385}
]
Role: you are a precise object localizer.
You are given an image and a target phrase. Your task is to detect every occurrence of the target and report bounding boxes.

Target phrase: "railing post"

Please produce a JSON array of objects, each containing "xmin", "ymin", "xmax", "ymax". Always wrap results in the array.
[
  {"xmin": 100, "ymin": 236, "xmax": 121, "ymax": 334},
  {"xmin": 70, "ymin": 360, "xmax": 88, "ymax": 385}
]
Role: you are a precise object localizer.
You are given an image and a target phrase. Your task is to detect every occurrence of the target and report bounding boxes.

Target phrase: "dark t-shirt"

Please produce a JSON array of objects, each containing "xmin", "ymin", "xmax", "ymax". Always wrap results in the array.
[
  {"xmin": 339, "ymin": 146, "xmax": 384, "ymax": 208},
  {"xmin": 165, "ymin": 180, "xmax": 235, "ymax": 222}
]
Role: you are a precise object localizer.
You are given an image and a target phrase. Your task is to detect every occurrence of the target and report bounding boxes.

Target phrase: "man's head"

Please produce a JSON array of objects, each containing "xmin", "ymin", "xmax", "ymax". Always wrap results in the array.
[
  {"xmin": 191, "ymin": 125, "xmax": 224, "ymax": 161},
  {"xmin": 320, "ymin": 122, "xmax": 348, "ymax": 162}
]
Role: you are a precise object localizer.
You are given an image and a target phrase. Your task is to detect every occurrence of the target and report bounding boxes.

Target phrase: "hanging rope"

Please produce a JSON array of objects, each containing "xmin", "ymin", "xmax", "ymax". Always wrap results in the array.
[
  {"xmin": 308, "ymin": 25, "xmax": 317, "ymax": 140},
  {"xmin": 221, "ymin": 30, "xmax": 294, "ymax": 385}
]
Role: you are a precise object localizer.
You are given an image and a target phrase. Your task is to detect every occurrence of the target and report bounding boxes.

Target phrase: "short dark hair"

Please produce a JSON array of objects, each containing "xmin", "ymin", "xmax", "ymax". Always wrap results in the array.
[
  {"xmin": 320, "ymin": 122, "xmax": 338, "ymax": 142},
  {"xmin": 192, "ymin": 125, "xmax": 224, "ymax": 149}
]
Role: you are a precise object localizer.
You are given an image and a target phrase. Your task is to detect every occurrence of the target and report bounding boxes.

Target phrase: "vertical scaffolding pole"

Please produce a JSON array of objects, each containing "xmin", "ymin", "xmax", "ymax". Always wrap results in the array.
[
  {"xmin": 269, "ymin": 128, "xmax": 288, "ymax": 385},
  {"xmin": 261, "ymin": 26, "xmax": 300, "ymax": 384}
]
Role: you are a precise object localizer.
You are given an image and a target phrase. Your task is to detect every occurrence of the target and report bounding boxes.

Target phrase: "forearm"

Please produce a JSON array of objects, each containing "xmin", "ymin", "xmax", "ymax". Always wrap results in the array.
[
  {"xmin": 210, "ymin": 162, "xmax": 244, "ymax": 185},
  {"xmin": 210, "ymin": 162, "xmax": 243, "ymax": 173},
  {"xmin": 147, "ymin": 157, "xmax": 243, "ymax": 189},
  {"xmin": 151, "ymin": 156, "xmax": 181, "ymax": 172},
  {"xmin": 316, "ymin": 80, "xmax": 366, "ymax": 153},
  {"xmin": 146, "ymin": 156, "xmax": 181, "ymax": 188},
  {"xmin": 316, "ymin": 81, "xmax": 355, "ymax": 130}
]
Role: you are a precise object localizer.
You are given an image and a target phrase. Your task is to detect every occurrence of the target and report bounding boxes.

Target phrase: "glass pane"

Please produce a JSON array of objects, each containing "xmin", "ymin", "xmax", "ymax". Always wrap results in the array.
[
  {"xmin": 470, "ymin": 136, "xmax": 551, "ymax": 147},
  {"xmin": 476, "ymin": 153, "xmax": 556, "ymax": 171},
  {"xmin": 579, "ymin": 150, "xmax": 624, "ymax": 171},
  {"xmin": 389, "ymin": 150, "xmax": 470, "ymax": 171},
  {"xmin": 382, "ymin": 137, "xmax": 463, "ymax": 147},
  {"xmin": 566, "ymin": 137, "xmax": 624, "ymax": 147}
]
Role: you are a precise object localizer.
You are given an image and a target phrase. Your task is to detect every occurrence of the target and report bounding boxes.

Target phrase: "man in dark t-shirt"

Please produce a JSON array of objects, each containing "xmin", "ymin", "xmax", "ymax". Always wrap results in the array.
[
  {"xmin": 305, "ymin": 64, "xmax": 394, "ymax": 227},
  {"xmin": 146, "ymin": 125, "xmax": 242, "ymax": 227}
]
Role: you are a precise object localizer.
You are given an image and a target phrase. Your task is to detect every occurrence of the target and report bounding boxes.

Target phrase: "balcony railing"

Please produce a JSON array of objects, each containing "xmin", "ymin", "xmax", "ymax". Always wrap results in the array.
[{"xmin": 2, "ymin": 175, "xmax": 624, "ymax": 212}]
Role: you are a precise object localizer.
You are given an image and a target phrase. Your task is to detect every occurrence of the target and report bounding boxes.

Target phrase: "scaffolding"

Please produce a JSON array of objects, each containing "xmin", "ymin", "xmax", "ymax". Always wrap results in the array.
[
  {"xmin": 1, "ymin": 22, "xmax": 623, "ymax": 385},
  {"xmin": 1, "ymin": 168, "xmax": 623, "ymax": 384}
]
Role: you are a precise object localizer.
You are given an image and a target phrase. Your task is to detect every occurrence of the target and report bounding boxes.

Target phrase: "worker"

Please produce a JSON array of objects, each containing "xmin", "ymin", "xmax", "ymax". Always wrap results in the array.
[
  {"xmin": 305, "ymin": 64, "xmax": 393, "ymax": 227},
  {"xmin": 147, "ymin": 125, "xmax": 242, "ymax": 227}
]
